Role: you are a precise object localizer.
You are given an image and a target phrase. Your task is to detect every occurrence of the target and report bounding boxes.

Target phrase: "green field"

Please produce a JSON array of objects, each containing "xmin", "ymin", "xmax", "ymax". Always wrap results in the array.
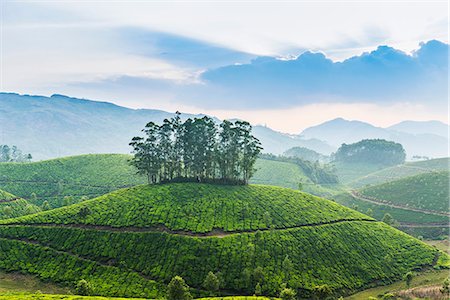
[
  {"xmin": 250, "ymin": 159, "xmax": 309, "ymax": 189},
  {"xmin": 349, "ymin": 158, "xmax": 450, "ymax": 188},
  {"xmin": 1, "ymin": 183, "xmax": 370, "ymax": 232},
  {"xmin": 359, "ymin": 171, "xmax": 449, "ymax": 213},
  {"xmin": 0, "ymin": 183, "xmax": 445, "ymax": 299},
  {"xmin": 0, "ymin": 294, "xmax": 273, "ymax": 300}
]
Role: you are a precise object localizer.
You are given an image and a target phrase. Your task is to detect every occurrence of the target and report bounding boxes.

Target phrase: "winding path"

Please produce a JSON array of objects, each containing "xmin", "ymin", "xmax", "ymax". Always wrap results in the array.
[
  {"xmin": 350, "ymin": 191, "xmax": 450, "ymax": 217},
  {"xmin": 0, "ymin": 218, "xmax": 377, "ymax": 238}
]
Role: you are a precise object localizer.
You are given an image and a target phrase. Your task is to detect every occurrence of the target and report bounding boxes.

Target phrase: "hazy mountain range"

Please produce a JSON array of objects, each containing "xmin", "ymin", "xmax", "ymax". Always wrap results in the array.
[{"xmin": 0, "ymin": 93, "xmax": 448, "ymax": 160}]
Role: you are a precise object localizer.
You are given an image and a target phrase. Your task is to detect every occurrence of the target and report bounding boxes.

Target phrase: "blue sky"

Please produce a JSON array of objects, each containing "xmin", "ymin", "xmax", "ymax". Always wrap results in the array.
[{"xmin": 1, "ymin": 1, "xmax": 448, "ymax": 132}]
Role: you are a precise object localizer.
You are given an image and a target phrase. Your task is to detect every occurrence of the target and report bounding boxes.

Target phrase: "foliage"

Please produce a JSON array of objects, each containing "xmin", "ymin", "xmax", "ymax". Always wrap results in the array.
[
  {"xmin": 167, "ymin": 276, "xmax": 192, "ymax": 300},
  {"xmin": 283, "ymin": 146, "xmax": 329, "ymax": 163},
  {"xmin": 440, "ymin": 278, "xmax": 450, "ymax": 295},
  {"xmin": 403, "ymin": 272, "xmax": 414, "ymax": 287},
  {"xmin": 1, "ymin": 184, "xmax": 371, "ymax": 232},
  {"xmin": 0, "ymin": 220, "xmax": 441, "ymax": 297},
  {"xmin": 203, "ymin": 272, "xmax": 219, "ymax": 293},
  {"xmin": 333, "ymin": 139, "xmax": 406, "ymax": 167},
  {"xmin": 279, "ymin": 287, "xmax": 296, "ymax": 300},
  {"xmin": 258, "ymin": 154, "xmax": 338, "ymax": 184},
  {"xmin": 0, "ymin": 199, "xmax": 41, "ymax": 220},
  {"xmin": 382, "ymin": 213, "xmax": 395, "ymax": 226},
  {"xmin": 349, "ymin": 158, "xmax": 450, "ymax": 188},
  {"xmin": 76, "ymin": 279, "xmax": 93, "ymax": 296},
  {"xmin": 359, "ymin": 171, "xmax": 450, "ymax": 213},
  {"xmin": 0, "ymin": 145, "xmax": 32, "ymax": 163},
  {"xmin": 0, "ymin": 154, "xmax": 147, "ymax": 208},
  {"xmin": 130, "ymin": 114, "xmax": 262, "ymax": 185}
]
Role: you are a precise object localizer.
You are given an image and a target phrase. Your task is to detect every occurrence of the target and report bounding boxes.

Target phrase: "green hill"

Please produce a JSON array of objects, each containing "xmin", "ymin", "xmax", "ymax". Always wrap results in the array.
[
  {"xmin": 0, "ymin": 155, "xmax": 335, "ymax": 209},
  {"xmin": 359, "ymin": 171, "xmax": 449, "ymax": 213},
  {"xmin": 349, "ymin": 158, "xmax": 450, "ymax": 188},
  {"xmin": 0, "ymin": 190, "xmax": 41, "ymax": 220},
  {"xmin": 0, "ymin": 154, "xmax": 147, "ymax": 208},
  {"xmin": 0, "ymin": 183, "xmax": 445, "ymax": 298}
]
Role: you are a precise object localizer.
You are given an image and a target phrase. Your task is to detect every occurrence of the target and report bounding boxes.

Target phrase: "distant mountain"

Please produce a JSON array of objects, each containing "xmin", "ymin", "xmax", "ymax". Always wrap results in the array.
[
  {"xmin": 0, "ymin": 93, "xmax": 332, "ymax": 160},
  {"xmin": 388, "ymin": 120, "xmax": 449, "ymax": 138},
  {"xmin": 300, "ymin": 118, "xmax": 448, "ymax": 158}
]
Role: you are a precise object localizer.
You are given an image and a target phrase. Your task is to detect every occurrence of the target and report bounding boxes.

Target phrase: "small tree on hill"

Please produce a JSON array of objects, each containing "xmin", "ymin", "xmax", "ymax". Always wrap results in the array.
[
  {"xmin": 312, "ymin": 284, "xmax": 332, "ymax": 300},
  {"xmin": 282, "ymin": 255, "xmax": 293, "ymax": 282},
  {"xmin": 404, "ymin": 271, "xmax": 414, "ymax": 287},
  {"xmin": 167, "ymin": 276, "xmax": 192, "ymax": 300},
  {"xmin": 280, "ymin": 287, "xmax": 296, "ymax": 300},
  {"xmin": 254, "ymin": 282, "xmax": 262, "ymax": 296},
  {"xmin": 76, "ymin": 279, "xmax": 93, "ymax": 296},
  {"xmin": 203, "ymin": 271, "xmax": 219, "ymax": 294},
  {"xmin": 440, "ymin": 278, "xmax": 450, "ymax": 296},
  {"xmin": 41, "ymin": 200, "xmax": 50, "ymax": 211},
  {"xmin": 382, "ymin": 213, "xmax": 395, "ymax": 225}
]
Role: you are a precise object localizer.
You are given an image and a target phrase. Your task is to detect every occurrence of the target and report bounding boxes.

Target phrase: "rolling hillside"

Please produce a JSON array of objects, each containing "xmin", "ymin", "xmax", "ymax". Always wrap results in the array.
[
  {"xmin": 0, "ymin": 183, "xmax": 445, "ymax": 298},
  {"xmin": 349, "ymin": 158, "xmax": 450, "ymax": 188},
  {"xmin": 0, "ymin": 155, "xmax": 335, "ymax": 208},
  {"xmin": 0, "ymin": 190, "xmax": 41, "ymax": 220},
  {"xmin": 359, "ymin": 171, "xmax": 449, "ymax": 214}
]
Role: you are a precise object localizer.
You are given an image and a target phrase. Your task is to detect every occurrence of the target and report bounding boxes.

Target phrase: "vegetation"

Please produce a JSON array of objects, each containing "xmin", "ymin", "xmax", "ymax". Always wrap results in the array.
[
  {"xmin": 0, "ymin": 154, "xmax": 147, "ymax": 208},
  {"xmin": 0, "ymin": 145, "xmax": 32, "ymax": 163},
  {"xmin": 167, "ymin": 276, "xmax": 193, "ymax": 300},
  {"xmin": 333, "ymin": 139, "xmax": 406, "ymax": 167},
  {"xmin": 359, "ymin": 171, "xmax": 450, "ymax": 213},
  {"xmin": 130, "ymin": 114, "xmax": 262, "ymax": 185},
  {"xmin": 0, "ymin": 183, "xmax": 445, "ymax": 298},
  {"xmin": 283, "ymin": 146, "xmax": 329, "ymax": 163},
  {"xmin": 1, "ymin": 184, "xmax": 371, "ymax": 232},
  {"xmin": 259, "ymin": 154, "xmax": 338, "ymax": 184},
  {"xmin": 348, "ymin": 158, "xmax": 450, "ymax": 188},
  {"xmin": 0, "ymin": 198, "xmax": 41, "ymax": 220}
]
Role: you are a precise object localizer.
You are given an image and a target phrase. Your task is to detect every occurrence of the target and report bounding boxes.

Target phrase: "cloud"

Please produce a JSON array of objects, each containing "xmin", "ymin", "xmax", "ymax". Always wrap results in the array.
[{"xmin": 193, "ymin": 40, "xmax": 448, "ymax": 109}]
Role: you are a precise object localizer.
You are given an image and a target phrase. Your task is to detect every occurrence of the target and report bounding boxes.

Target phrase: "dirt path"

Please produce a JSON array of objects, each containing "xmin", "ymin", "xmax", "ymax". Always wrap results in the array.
[
  {"xmin": 350, "ymin": 191, "xmax": 450, "ymax": 217},
  {"xmin": 0, "ymin": 218, "xmax": 377, "ymax": 238},
  {"xmin": 0, "ymin": 198, "xmax": 20, "ymax": 204}
]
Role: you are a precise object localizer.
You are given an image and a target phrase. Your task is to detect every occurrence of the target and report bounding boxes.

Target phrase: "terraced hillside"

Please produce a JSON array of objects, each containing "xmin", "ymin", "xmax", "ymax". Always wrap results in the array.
[
  {"xmin": 0, "ymin": 154, "xmax": 147, "ymax": 208},
  {"xmin": 349, "ymin": 158, "xmax": 450, "ymax": 188},
  {"xmin": 0, "ymin": 155, "xmax": 334, "ymax": 209},
  {"xmin": 359, "ymin": 171, "xmax": 449, "ymax": 214},
  {"xmin": 0, "ymin": 190, "xmax": 41, "ymax": 220},
  {"xmin": 0, "ymin": 183, "xmax": 445, "ymax": 299}
]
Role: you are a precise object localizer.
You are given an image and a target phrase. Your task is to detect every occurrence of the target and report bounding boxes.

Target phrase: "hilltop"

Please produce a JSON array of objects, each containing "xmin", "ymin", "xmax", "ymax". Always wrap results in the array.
[
  {"xmin": 0, "ymin": 154, "xmax": 335, "ymax": 209},
  {"xmin": 0, "ymin": 183, "xmax": 445, "ymax": 298}
]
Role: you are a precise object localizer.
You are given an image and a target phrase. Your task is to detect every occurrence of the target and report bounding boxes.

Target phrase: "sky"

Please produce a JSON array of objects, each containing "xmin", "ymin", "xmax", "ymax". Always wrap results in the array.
[{"xmin": 1, "ymin": 0, "xmax": 449, "ymax": 133}]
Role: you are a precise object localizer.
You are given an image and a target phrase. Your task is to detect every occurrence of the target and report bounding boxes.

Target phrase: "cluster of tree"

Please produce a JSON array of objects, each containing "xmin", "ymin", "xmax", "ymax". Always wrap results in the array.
[
  {"xmin": 130, "ymin": 113, "xmax": 262, "ymax": 185},
  {"xmin": 333, "ymin": 139, "xmax": 406, "ymax": 166},
  {"xmin": 260, "ymin": 153, "xmax": 339, "ymax": 184},
  {"xmin": 0, "ymin": 145, "xmax": 32, "ymax": 163},
  {"xmin": 283, "ymin": 146, "xmax": 330, "ymax": 163}
]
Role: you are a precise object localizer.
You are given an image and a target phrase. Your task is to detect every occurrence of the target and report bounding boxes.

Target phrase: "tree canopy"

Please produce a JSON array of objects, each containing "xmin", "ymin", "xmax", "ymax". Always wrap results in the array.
[
  {"xmin": 0, "ymin": 145, "xmax": 32, "ymax": 163},
  {"xmin": 333, "ymin": 139, "xmax": 406, "ymax": 166},
  {"xmin": 130, "ymin": 113, "xmax": 262, "ymax": 185}
]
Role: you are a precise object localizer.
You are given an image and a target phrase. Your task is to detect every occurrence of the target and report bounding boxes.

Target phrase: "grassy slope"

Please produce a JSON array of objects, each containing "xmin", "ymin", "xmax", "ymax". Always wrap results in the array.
[
  {"xmin": 344, "ymin": 269, "xmax": 449, "ymax": 300},
  {"xmin": 332, "ymin": 161, "xmax": 387, "ymax": 184},
  {"xmin": 359, "ymin": 171, "xmax": 449, "ymax": 213},
  {"xmin": 349, "ymin": 158, "xmax": 450, "ymax": 188},
  {"xmin": 1, "ymin": 183, "xmax": 370, "ymax": 232},
  {"xmin": 0, "ymin": 154, "xmax": 147, "ymax": 208},
  {"xmin": 0, "ymin": 190, "xmax": 41, "ymax": 220},
  {"xmin": 0, "ymin": 272, "xmax": 69, "ymax": 294},
  {"xmin": 250, "ymin": 159, "xmax": 309, "ymax": 189},
  {"xmin": 0, "ymin": 155, "xmax": 332, "ymax": 209},
  {"xmin": 0, "ymin": 183, "xmax": 445, "ymax": 298}
]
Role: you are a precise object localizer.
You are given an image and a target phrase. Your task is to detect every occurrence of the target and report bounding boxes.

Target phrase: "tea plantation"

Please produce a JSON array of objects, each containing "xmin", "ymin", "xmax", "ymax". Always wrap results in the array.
[
  {"xmin": 0, "ymin": 183, "xmax": 446, "ymax": 299},
  {"xmin": 359, "ymin": 171, "xmax": 450, "ymax": 213},
  {"xmin": 0, "ymin": 190, "xmax": 41, "ymax": 220},
  {"xmin": 349, "ymin": 158, "xmax": 450, "ymax": 188},
  {"xmin": 0, "ymin": 154, "xmax": 332, "ymax": 209}
]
